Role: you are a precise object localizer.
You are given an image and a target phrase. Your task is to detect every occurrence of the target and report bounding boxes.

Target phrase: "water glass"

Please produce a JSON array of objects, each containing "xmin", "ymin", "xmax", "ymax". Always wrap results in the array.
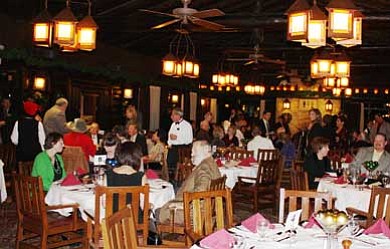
[
  {"xmin": 347, "ymin": 218, "xmax": 360, "ymax": 236},
  {"xmin": 257, "ymin": 219, "xmax": 269, "ymax": 241}
]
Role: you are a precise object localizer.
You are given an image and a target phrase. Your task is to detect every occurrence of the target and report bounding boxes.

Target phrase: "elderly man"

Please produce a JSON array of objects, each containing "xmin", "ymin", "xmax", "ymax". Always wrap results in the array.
[
  {"xmin": 350, "ymin": 133, "xmax": 390, "ymax": 174},
  {"xmin": 158, "ymin": 140, "xmax": 221, "ymax": 225},
  {"xmin": 126, "ymin": 120, "xmax": 148, "ymax": 156},
  {"xmin": 369, "ymin": 113, "xmax": 390, "ymax": 149},
  {"xmin": 43, "ymin": 97, "xmax": 70, "ymax": 135},
  {"xmin": 167, "ymin": 108, "xmax": 193, "ymax": 181}
]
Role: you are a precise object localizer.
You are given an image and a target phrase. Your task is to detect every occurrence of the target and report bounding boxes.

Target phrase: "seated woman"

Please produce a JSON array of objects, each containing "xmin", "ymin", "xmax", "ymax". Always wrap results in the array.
[
  {"xmin": 105, "ymin": 142, "xmax": 146, "ymax": 212},
  {"xmin": 223, "ymin": 125, "xmax": 239, "ymax": 147},
  {"xmin": 144, "ymin": 129, "xmax": 167, "ymax": 170},
  {"xmin": 100, "ymin": 132, "xmax": 120, "ymax": 167},
  {"xmin": 31, "ymin": 132, "xmax": 66, "ymax": 191},
  {"xmin": 303, "ymin": 137, "xmax": 332, "ymax": 189}
]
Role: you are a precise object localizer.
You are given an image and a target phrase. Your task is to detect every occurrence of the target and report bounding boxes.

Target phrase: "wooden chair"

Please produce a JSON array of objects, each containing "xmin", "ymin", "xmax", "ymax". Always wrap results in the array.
[
  {"xmin": 257, "ymin": 149, "xmax": 279, "ymax": 162},
  {"xmin": 183, "ymin": 189, "xmax": 234, "ymax": 245},
  {"xmin": 233, "ymin": 157, "xmax": 284, "ymax": 212},
  {"xmin": 178, "ymin": 146, "xmax": 192, "ymax": 164},
  {"xmin": 290, "ymin": 168, "xmax": 309, "ymax": 191},
  {"xmin": 61, "ymin": 146, "xmax": 89, "ymax": 173},
  {"xmin": 0, "ymin": 144, "xmax": 16, "ymax": 201},
  {"xmin": 278, "ymin": 188, "xmax": 333, "ymax": 223},
  {"xmin": 13, "ymin": 174, "xmax": 87, "ymax": 249},
  {"xmin": 175, "ymin": 160, "xmax": 193, "ymax": 186},
  {"xmin": 160, "ymin": 147, "xmax": 169, "ymax": 181},
  {"xmin": 209, "ymin": 175, "xmax": 227, "ymax": 191},
  {"xmin": 346, "ymin": 187, "xmax": 390, "ymax": 228},
  {"xmin": 227, "ymin": 149, "xmax": 254, "ymax": 161},
  {"xmin": 101, "ymin": 204, "xmax": 188, "ymax": 249},
  {"xmin": 87, "ymin": 185, "xmax": 150, "ymax": 248},
  {"xmin": 292, "ymin": 160, "xmax": 304, "ymax": 171},
  {"xmin": 17, "ymin": 161, "xmax": 34, "ymax": 176}
]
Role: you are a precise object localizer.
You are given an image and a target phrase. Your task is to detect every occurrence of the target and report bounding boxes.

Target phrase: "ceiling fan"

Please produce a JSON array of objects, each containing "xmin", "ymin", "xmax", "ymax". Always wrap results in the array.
[
  {"xmin": 139, "ymin": 0, "xmax": 225, "ymax": 30},
  {"xmin": 226, "ymin": 44, "xmax": 286, "ymax": 66}
]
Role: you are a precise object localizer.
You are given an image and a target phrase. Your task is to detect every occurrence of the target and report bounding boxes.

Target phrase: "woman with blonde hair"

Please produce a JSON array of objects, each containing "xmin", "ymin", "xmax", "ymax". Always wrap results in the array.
[{"xmin": 306, "ymin": 108, "xmax": 325, "ymax": 149}]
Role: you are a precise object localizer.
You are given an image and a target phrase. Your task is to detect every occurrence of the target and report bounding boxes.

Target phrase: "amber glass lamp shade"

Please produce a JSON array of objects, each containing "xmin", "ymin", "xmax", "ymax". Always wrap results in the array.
[
  {"xmin": 162, "ymin": 53, "xmax": 177, "ymax": 76},
  {"xmin": 77, "ymin": 15, "xmax": 98, "ymax": 51},
  {"xmin": 326, "ymin": 0, "xmax": 358, "ymax": 40},
  {"xmin": 34, "ymin": 76, "xmax": 46, "ymax": 90},
  {"xmin": 53, "ymin": 7, "xmax": 78, "ymax": 46},
  {"xmin": 32, "ymin": 10, "xmax": 52, "ymax": 47},
  {"xmin": 286, "ymin": 0, "xmax": 311, "ymax": 42}
]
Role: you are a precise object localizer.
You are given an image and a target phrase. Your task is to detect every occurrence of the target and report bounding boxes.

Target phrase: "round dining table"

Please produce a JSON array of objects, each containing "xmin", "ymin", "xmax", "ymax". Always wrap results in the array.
[{"xmin": 45, "ymin": 178, "xmax": 175, "ymax": 221}]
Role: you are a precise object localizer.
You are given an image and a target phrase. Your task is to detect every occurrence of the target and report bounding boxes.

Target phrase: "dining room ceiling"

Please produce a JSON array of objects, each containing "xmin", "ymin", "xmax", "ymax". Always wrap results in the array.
[{"xmin": 4, "ymin": 0, "xmax": 390, "ymax": 87}]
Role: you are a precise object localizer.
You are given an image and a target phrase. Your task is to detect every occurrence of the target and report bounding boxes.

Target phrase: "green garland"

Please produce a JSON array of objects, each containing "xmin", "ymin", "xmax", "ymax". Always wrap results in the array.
[{"xmin": 0, "ymin": 48, "xmax": 200, "ymax": 90}]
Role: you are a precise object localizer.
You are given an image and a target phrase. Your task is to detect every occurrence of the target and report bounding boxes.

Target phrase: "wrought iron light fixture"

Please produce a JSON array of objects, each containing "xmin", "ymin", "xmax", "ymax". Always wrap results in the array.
[
  {"xmin": 32, "ymin": 0, "xmax": 98, "ymax": 52},
  {"xmin": 162, "ymin": 30, "xmax": 200, "ymax": 79},
  {"xmin": 286, "ymin": 0, "xmax": 363, "ymax": 48}
]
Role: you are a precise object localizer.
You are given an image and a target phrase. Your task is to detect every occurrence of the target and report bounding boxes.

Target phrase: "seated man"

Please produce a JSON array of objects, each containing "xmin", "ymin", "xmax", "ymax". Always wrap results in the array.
[
  {"xmin": 247, "ymin": 126, "xmax": 275, "ymax": 160},
  {"xmin": 350, "ymin": 133, "xmax": 390, "ymax": 174},
  {"xmin": 157, "ymin": 140, "xmax": 221, "ymax": 225}
]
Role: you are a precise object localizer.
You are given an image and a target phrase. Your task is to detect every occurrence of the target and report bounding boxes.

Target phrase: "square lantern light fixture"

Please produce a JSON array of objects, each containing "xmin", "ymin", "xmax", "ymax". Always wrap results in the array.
[
  {"xmin": 287, "ymin": 0, "xmax": 363, "ymax": 48},
  {"xmin": 34, "ymin": 76, "xmax": 46, "ymax": 90},
  {"xmin": 162, "ymin": 31, "xmax": 200, "ymax": 79},
  {"xmin": 311, "ymin": 50, "xmax": 351, "ymax": 81},
  {"xmin": 32, "ymin": 0, "xmax": 98, "ymax": 52},
  {"xmin": 283, "ymin": 98, "xmax": 291, "ymax": 110},
  {"xmin": 123, "ymin": 88, "xmax": 133, "ymax": 99},
  {"xmin": 325, "ymin": 99, "xmax": 333, "ymax": 111}
]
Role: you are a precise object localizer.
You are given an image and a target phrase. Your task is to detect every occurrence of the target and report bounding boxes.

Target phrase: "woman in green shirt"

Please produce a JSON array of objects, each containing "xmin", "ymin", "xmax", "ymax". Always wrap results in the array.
[{"xmin": 32, "ymin": 132, "xmax": 66, "ymax": 191}]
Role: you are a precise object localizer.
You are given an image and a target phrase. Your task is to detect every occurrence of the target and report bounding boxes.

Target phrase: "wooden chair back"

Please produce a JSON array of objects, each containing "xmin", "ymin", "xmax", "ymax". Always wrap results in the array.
[
  {"xmin": 62, "ymin": 146, "xmax": 89, "ymax": 173},
  {"xmin": 175, "ymin": 160, "xmax": 193, "ymax": 185},
  {"xmin": 90, "ymin": 185, "xmax": 149, "ymax": 247},
  {"xmin": 0, "ymin": 143, "xmax": 16, "ymax": 171},
  {"xmin": 256, "ymin": 158, "xmax": 281, "ymax": 185},
  {"xmin": 13, "ymin": 174, "xmax": 47, "ymax": 224},
  {"xmin": 292, "ymin": 160, "xmax": 304, "ymax": 171},
  {"xmin": 228, "ymin": 149, "xmax": 254, "ymax": 161},
  {"xmin": 18, "ymin": 161, "xmax": 34, "ymax": 176},
  {"xmin": 257, "ymin": 149, "xmax": 279, "ymax": 162},
  {"xmin": 290, "ymin": 168, "xmax": 309, "ymax": 191},
  {"xmin": 209, "ymin": 175, "xmax": 227, "ymax": 191},
  {"xmin": 366, "ymin": 187, "xmax": 390, "ymax": 227},
  {"xmin": 278, "ymin": 188, "xmax": 333, "ymax": 223},
  {"xmin": 160, "ymin": 147, "xmax": 169, "ymax": 181},
  {"xmin": 183, "ymin": 189, "xmax": 233, "ymax": 244}
]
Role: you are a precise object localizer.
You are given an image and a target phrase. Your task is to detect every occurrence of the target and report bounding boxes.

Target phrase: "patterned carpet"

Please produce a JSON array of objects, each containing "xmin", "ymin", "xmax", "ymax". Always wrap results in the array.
[{"xmin": 0, "ymin": 200, "xmax": 277, "ymax": 249}]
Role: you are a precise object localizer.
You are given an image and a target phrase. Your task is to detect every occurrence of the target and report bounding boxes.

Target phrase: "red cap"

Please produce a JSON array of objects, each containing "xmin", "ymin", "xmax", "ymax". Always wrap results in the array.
[{"xmin": 23, "ymin": 101, "xmax": 40, "ymax": 116}]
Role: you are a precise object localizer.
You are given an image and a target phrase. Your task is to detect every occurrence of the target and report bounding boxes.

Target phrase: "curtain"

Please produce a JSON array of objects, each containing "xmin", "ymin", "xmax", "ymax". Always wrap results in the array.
[
  {"xmin": 149, "ymin": 86, "xmax": 161, "ymax": 131},
  {"xmin": 210, "ymin": 98, "xmax": 217, "ymax": 123},
  {"xmin": 189, "ymin": 92, "xmax": 197, "ymax": 121}
]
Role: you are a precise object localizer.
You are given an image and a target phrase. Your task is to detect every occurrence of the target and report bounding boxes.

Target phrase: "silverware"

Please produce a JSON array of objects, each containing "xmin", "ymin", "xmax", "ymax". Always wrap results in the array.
[
  {"xmin": 352, "ymin": 237, "xmax": 378, "ymax": 246},
  {"xmin": 275, "ymin": 236, "xmax": 290, "ymax": 242}
]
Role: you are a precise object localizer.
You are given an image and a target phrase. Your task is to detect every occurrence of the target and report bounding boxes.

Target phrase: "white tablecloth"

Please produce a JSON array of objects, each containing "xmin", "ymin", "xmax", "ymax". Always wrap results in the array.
[
  {"xmin": 218, "ymin": 161, "xmax": 258, "ymax": 189},
  {"xmin": 190, "ymin": 225, "xmax": 390, "ymax": 249},
  {"xmin": 317, "ymin": 178, "xmax": 371, "ymax": 212},
  {"xmin": 0, "ymin": 160, "xmax": 6, "ymax": 203},
  {"xmin": 45, "ymin": 178, "xmax": 175, "ymax": 221}
]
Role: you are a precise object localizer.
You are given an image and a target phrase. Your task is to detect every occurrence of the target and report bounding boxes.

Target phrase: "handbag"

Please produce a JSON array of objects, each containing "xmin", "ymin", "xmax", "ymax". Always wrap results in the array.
[{"xmin": 147, "ymin": 209, "xmax": 162, "ymax": 245}]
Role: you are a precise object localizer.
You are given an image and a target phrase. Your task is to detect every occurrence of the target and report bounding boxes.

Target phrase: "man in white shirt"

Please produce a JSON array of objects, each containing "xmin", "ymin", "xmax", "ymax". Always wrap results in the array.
[
  {"xmin": 247, "ymin": 126, "xmax": 275, "ymax": 160},
  {"xmin": 167, "ymin": 108, "xmax": 193, "ymax": 182},
  {"xmin": 351, "ymin": 133, "xmax": 390, "ymax": 174}
]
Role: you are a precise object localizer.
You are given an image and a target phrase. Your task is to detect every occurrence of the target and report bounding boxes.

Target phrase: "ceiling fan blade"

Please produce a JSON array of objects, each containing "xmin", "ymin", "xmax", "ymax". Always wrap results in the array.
[
  {"xmin": 191, "ymin": 9, "xmax": 225, "ymax": 19},
  {"xmin": 151, "ymin": 19, "xmax": 181, "ymax": 29},
  {"xmin": 189, "ymin": 17, "xmax": 224, "ymax": 30},
  {"xmin": 225, "ymin": 58, "xmax": 250, "ymax": 61},
  {"xmin": 258, "ymin": 58, "xmax": 286, "ymax": 65},
  {"xmin": 244, "ymin": 60, "xmax": 256, "ymax": 66},
  {"xmin": 139, "ymin": 9, "xmax": 178, "ymax": 18}
]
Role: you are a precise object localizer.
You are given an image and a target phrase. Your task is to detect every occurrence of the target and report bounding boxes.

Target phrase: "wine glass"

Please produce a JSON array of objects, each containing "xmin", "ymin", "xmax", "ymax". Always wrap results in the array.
[
  {"xmin": 347, "ymin": 217, "xmax": 360, "ymax": 236},
  {"xmin": 257, "ymin": 219, "xmax": 269, "ymax": 241},
  {"xmin": 382, "ymin": 175, "xmax": 390, "ymax": 188}
]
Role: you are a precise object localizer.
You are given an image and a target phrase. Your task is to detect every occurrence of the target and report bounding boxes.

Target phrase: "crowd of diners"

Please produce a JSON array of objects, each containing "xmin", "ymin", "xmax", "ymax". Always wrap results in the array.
[{"xmin": 2, "ymin": 95, "xmax": 390, "ymax": 227}]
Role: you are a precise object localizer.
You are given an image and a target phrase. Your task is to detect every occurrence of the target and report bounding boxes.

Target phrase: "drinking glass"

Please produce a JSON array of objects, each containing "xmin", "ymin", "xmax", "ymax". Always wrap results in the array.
[
  {"xmin": 347, "ymin": 218, "xmax": 360, "ymax": 236},
  {"xmin": 257, "ymin": 219, "xmax": 269, "ymax": 241}
]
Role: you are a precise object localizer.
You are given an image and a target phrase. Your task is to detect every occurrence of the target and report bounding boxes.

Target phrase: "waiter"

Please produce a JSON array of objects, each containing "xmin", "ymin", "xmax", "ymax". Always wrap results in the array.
[{"xmin": 167, "ymin": 108, "xmax": 193, "ymax": 184}]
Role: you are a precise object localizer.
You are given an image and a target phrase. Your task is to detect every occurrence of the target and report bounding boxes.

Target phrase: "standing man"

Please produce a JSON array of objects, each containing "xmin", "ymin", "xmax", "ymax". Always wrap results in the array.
[
  {"xmin": 369, "ymin": 113, "xmax": 390, "ymax": 151},
  {"xmin": 0, "ymin": 97, "xmax": 15, "ymax": 144},
  {"xmin": 43, "ymin": 97, "xmax": 71, "ymax": 135},
  {"xmin": 167, "ymin": 108, "xmax": 193, "ymax": 182},
  {"xmin": 259, "ymin": 110, "xmax": 272, "ymax": 138}
]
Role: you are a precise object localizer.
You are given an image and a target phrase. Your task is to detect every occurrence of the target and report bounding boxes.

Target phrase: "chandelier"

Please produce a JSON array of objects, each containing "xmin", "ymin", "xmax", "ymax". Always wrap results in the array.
[
  {"xmin": 244, "ymin": 84, "xmax": 265, "ymax": 95},
  {"xmin": 162, "ymin": 30, "xmax": 200, "ymax": 79},
  {"xmin": 32, "ymin": 0, "xmax": 98, "ymax": 52},
  {"xmin": 286, "ymin": 0, "xmax": 363, "ymax": 48}
]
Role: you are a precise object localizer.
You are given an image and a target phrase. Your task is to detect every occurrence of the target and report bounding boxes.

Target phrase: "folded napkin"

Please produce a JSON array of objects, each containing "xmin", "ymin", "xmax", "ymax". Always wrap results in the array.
[
  {"xmin": 216, "ymin": 158, "xmax": 223, "ymax": 167},
  {"xmin": 76, "ymin": 167, "xmax": 88, "ymax": 176},
  {"xmin": 334, "ymin": 176, "xmax": 347, "ymax": 184},
  {"xmin": 344, "ymin": 153, "xmax": 354, "ymax": 163},
  {"xmin": 364, "ymin": 219, "xmax": 390, "ymax": 238},
  {"xmin": 200, "ymin": 229, "xmax": 235, "ymax": 249},
  {"xmin": 146, "ymin": 169, "xmax": 159, "ymax": 179},
  {"xmin": 61, "ymin": 173, "xmax": 81, "ymax": 186},
  {"xmin": 238, "ymin": 156, "xmax": 256, "ymax": 166},
  {"xmin": 304, "ymin": 215, "xmax": 320, "ymax": 228},
  {"xmin": 241, "ymin": 213, "xmax": 275, "ymax": 233}
]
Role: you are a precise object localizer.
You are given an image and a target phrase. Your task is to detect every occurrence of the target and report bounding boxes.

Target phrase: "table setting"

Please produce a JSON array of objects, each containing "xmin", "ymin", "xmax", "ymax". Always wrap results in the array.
[
  {"xmin": 216, "ymin": 157, "xmax": 258, "ymax": 188},
  {"xmin": 190, "ymin": 209, "xmax": 390, "ymax": 249}
]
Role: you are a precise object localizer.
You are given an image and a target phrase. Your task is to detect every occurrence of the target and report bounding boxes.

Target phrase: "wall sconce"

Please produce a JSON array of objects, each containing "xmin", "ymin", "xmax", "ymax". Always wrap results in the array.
[
  {"xmin": 171, "ymin": 94, "xmax": 179, "ymax": 103},
  {"xmin": 283, "ymin": 98, "xmax": 291, "ymax": 110},
  {"xmin": 123, "ymin": 88, "xmax": 133, "ymax": 99},
  {"xmin": 34, "ymin": 76, "xmax": 46, "ymax": 90},
  {"xmin": 325, "ymin": 100, "xmax": 333, "ymax": 112},
  {"xmin": 201, "ymin": 99, "xmax": 206, "ymax": 106},
  {"xmin": 345, "ymin": 88, "xmax": 352, "ymax": 96}
]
